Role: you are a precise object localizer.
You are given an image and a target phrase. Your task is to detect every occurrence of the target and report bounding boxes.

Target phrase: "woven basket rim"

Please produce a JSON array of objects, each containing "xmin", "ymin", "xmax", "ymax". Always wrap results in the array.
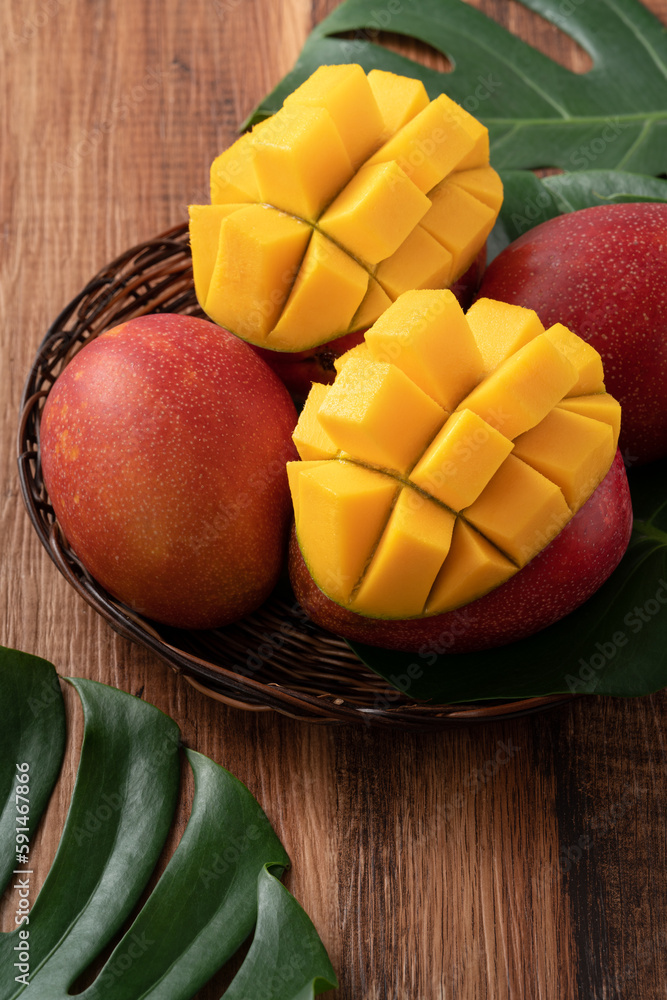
[{"xmin": 17, "ymin": 222, "xmax": 575, "ymax": 729}]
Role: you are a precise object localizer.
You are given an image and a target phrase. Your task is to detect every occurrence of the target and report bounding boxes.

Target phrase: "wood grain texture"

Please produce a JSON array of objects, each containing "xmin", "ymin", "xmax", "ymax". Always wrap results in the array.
[{"xmin": 2, "ymin": 0, "xmax": 667, "ymax": 997}]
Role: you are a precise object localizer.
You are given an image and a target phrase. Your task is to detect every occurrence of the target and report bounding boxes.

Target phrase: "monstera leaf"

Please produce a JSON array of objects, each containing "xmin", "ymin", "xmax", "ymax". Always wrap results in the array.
[
  {"xmin": 348, "ymin": 461, "xmax": 667, "ymax": 704},
  {"xmin": 489, "ymin": 168, "xmax": 667, "ymax": 257},
  {"xmin": 247, "ymin": 0, "xmax": 667, "ymax": 175},
  {"xmin": 0, "ymin": 647, "xmax": 337, "ymax": 999}
]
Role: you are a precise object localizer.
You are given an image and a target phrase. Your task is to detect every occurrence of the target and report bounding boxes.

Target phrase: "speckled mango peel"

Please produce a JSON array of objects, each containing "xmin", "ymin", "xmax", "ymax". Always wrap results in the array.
[
  {"xmin": 188, "ymin": 65, "xmax": 502, "ymax": 352},
  {"xmin": 288, "ymin": 291, "xmax": 621, "ymax": 620}
]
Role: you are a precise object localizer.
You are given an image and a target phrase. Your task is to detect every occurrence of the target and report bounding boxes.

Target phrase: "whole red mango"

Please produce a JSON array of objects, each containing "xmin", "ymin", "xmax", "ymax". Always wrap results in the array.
[{"xmin": 41, "ymin": 314, "xmax": 298, "ymax": 629}]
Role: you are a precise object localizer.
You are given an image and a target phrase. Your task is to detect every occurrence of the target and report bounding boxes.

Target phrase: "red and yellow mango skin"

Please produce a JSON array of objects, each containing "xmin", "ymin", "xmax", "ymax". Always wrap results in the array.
[
  {"xmin": 40, "ymin": 314, "xmax": 298, "ymax": 630},
  {"xmin": 290, "ymin": 451, "xmax": 632, "ymax": 654}
]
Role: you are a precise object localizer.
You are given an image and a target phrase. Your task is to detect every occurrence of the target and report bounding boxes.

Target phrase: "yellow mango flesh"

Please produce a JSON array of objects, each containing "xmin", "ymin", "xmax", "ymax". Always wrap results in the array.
[
  {"xmin": 317, "ymin": 357, "xmax": 446, "ymax": 475},
  {"xmin": 466, "ymin": 298, "xmax": 544, "ymax": 373},
  {"xmin": 449, "ymin": 167, "xmax": 504, "ymax": 212},
  {"xmin": 512, "ymin": 408, "xmax": 614, "ymax": 512},
  {"xmin": 410, "ymin": 409, "xmax": 515, "ymax": 511},
  {"xmin": 367, "ymin": 69, "xmax": 430, "ymax": 141},
  {"xmin": 421, "ymin": 179, "xmax": 498, "ymax": 280},
  {"xmin": 364, "ymin": 289, "xmax": 482, "ymax": 411},
  {"xmin": 292, "ymin": 384, "xmax": 338, "ymax": 461},
  {"xmin": 426, "ymin": 519, "xmax": 517, "ymax": 615},
  {"xmin": 284, "ymin": 63, "xmax": 384, "ymax": 168},
  {"xmin": 334, "ymin": 341, "xmax": 371, "ymax": 373},
  {"xmin": 374, "ymin": 226, "xmax": 453, "ymax": 299},
  {"xmin": 544, "ymin": 323, "xmax": 605, "ymax": 395},
  {"xmin": 557, "ymin": 393, "xmax": 621, "ymax": 450},
  {"xmin": 366, "ymin": 94, "xmax": 477, "ymax": 193},
  {"xmin": 463, "ymin": 455, "xmax": 571, "ymax": 567},
  {"xmin": 352, "ymin": 489, "xmax": 456, "ymax": 618},
  {"xmin": 438, "ymin": 95, "xmax": 490, "ymax": 170},
  {"xmin": 209, "ymin": 132, "xmax": 259, "ymax": 204},
  {"xmin": 251, "ymin": 106, "xmax": 354, "ymax": 222},
  {"xmin": 190, "ymin": 64, "xmax": 501, "ymax": 351},
  {"xmin": 289, "ymin": 293, "xmax": 620, "ymax": 619},
  {"xmin": 204, "ymin": 205, "xmax": 311, "ymax": 341},
  {"xmin": 350, "ymin": 278, "xmax": 393, "ymax": 331},
  {"xmin": 268, "ymin": 231, "xmax": 369, "ymax": 349},
  {"xmin": 188, "ymin": 203, "xmax": 245, "ymax": 307},
  {"xmin": 457, "ymin": 333, "xmax": 578, "ymax": 439},
  {"xmin": 319, "ymin": 161, "xmax": 431, "ymax": 266},
  {"xmin": 288, "ymin": 460, "xmax": 398, "ymax": 604}
]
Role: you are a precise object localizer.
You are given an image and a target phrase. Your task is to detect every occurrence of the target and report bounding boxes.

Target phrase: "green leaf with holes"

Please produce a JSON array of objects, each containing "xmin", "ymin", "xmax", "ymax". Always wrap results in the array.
[
  {"xmin": 246, "ymin": 0, "xmax": 667, "ymax": 175},
  {"xmin": 0, "ymin": 648, "xmax": 337, "ymax": 999}
]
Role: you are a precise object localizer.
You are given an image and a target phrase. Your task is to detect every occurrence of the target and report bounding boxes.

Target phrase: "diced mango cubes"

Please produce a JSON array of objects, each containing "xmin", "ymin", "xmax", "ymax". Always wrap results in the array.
[
  {"xmin": 465, "ymin": 298, "xmax": 545, "ymax": 374},
  {"xmin": 317, "ymin": 357, "xmax": 446, "ymax": 474},
  {"xmin": 410, "ymin": 409, "xmax": 514, "ymax": 511},
  {"xmin": 457, "ymin": 333, "xmax": 578, "ymax": 438},
  {"xmin": 557, "ymin": 393, "xmax": 621, "ymax": 450},
  {"xmin": 284, "ymin": 63, "xmax": 384, "ymax": 168},
  {"xmin": 463, "ymin": 455, "xmax": 571, "ymax": 566},
  {"xmin": 319, "ymin": 161, "xmax": 431, "ymax": 266},
  {"xmin": 292, "ymin": 384, "xmax": 338, "ymax": 461},
  {"xmin": 269, "ymin": 231, "xmax": 368, "ymax": 349},
  {"xmin": 288, "ymin": 291, "xmax": 621, "ymax": 619},
  {"xmin": 367, "ymin": 69, "xmax": 430, "ymax": 142},
  {"xmin": 199, "ymin": 204, "xmax": 311, "ymax": 342},
  {"xmin": 352, "ymin": 490, "xmax": 456, "ymax": 618},
  {"xmin": 364, "ymin": 289, "xmax": 482, "ymax": 411},
  {"xmin": 426, "ymin": 519, "xmax": 517, "ymax": 615},
  {"xmin": 544, "ymin": 323, "xmax": 605, "ymax": 395},
  {"xmin": 513, "ymin": 407, "xmax": 613, "ymax": 511},
  {"xmin": 189, "ymin": 64, "xmax": 502, "ymax": 351},
  {"xmin": 287, "ymin": 460, "xmax": 398, "ymax": 604}
]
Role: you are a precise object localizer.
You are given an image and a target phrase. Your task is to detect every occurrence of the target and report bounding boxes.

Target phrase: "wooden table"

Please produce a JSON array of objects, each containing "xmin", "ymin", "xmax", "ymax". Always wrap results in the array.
[{"xmin": 2, "ymin": 1, "xmax": 667, "ymax": 996}]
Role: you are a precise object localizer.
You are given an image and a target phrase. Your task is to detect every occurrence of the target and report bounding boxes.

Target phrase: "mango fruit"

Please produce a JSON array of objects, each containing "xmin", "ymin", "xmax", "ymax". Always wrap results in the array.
[
  {"xmin": 287, "ymin": 291, "xmax": 628, "ymax": 645},
  {"xmin": 477, "ymin": 203, "xmax": 667, "ymax": 464},
  {"xmin": 40, "ymin": 315, "xmax": 298, "ymax": 630},
  {"xmin": 189, "ymin": 64, "xmax": 502, "ymax": 352}
]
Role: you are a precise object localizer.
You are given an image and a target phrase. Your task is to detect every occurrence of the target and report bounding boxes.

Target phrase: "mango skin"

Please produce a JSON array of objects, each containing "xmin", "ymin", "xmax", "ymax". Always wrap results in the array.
[
  {"xmin": 478, "ymin": 203, "xmax": 667, "ymax": 465},
  {"xmin": 40, "ymin": 314, "xmax": 298, "ymax": 629},
  {"xmin": 289, "ymin": 451, "xmax": 632, "ymax": 653}
]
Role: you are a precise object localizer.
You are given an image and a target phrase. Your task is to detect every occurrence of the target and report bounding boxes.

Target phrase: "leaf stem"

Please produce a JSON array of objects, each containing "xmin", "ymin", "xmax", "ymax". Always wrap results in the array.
[{"xmin": 633, "ymin": 519, "xmax": 667, "ymax": 546}]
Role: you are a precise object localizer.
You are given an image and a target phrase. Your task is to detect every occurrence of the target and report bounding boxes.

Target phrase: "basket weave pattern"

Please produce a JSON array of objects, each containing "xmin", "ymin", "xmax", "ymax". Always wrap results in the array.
[{"xmin": 17, "ymin": 224, "xmax": 569, "ymax": 729}]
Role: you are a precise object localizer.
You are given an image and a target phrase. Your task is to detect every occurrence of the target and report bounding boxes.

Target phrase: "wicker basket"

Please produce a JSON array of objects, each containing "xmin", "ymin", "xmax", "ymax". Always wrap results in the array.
[{"xmin": 17, "ymin": 223, "xmax": 571, "ymax": 729}]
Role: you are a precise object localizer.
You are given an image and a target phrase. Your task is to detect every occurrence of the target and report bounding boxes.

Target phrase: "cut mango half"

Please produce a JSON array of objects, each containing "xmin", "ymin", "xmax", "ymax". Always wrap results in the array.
[
  {"xmin": 288, "ymin": 292, "xmax": 621, "ymax": 618},
  {"xmin": 189, "ymin": 64, "xmax": 502, "ymax": 351}
]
